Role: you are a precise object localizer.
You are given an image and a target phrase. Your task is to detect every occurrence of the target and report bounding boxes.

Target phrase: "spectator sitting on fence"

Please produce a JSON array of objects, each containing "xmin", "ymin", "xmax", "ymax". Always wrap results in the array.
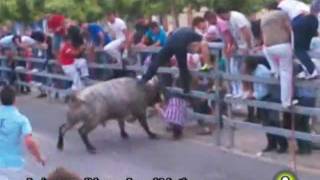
[
  {"xmin": 138, "ymin": 21, "xmax": 168, "ymax": 71},
  {"xmin": 47, "ymin": 167, "xmax": 81, "ymax": 180},
  {"xmin": 139, "ymin": 21, "xmax": 167, "ymax": 48},
  {"xmin": 133, "ymin": 15, "xmax": 150, "ymax": 45},
  {"xmin": 0, "ymin": 34, "xmax": 48, "ymax": 85},
  {"xmin": 59, "ymin": 33, "xmax": 90, "ymax": 91},
  {"xmin": 104, "ymin": 12, "xmax": 129, "ymax": 65}
]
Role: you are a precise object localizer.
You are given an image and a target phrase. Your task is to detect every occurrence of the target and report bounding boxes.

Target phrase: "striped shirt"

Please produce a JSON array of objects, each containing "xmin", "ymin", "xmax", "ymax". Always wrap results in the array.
[{"xmin": 163, "ymin": 97, "xmax": 188, "ymax": 126}]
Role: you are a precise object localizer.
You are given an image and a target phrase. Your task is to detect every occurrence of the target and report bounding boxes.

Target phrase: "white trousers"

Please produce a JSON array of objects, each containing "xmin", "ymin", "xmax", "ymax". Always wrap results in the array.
[
  {"xmin": 62, "ymin": 58, "xmax": 89, "ymax": 91},
  {"xmin": 263, "ymin": 43, "xmax": 293, "ymax": 107},
  {"xmin": 103, "ymin": 38, "xmax": 125, "ymax": 63},
  {"xmin": 229, "ymin": 56, "xmax": 243, "ymax": 96}
]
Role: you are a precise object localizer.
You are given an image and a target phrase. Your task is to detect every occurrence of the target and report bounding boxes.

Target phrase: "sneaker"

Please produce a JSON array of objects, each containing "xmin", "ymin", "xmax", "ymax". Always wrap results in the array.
[
  {"xmin": 296, "ymin": 71, "xmax": 307, "ymax": 79},
  {"xmin": 200, "ymin": 64, "xmax": 213, "ymax": 71},
  {"xmin": 233, "ymin": 93, "xmax": 242, "ymax": 98},
  {"xmin": 282, "ymin": 99, "xmax": 299, "ymax": 109},
  {"xmin": 306, "ymin": 70, "xmax": 319, "ymax": 80}
]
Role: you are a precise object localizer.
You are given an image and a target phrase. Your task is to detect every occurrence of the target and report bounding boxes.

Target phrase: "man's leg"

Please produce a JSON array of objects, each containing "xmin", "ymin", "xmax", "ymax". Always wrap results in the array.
[
  {"xmin": 295, "ymin": 48, "xmax": 316, "ymax": 75},
  {"xmin": 278, "ymin": 44, "xmax": 294, "ymax": 108},
  {"xmin": 103, "ymin": 39, "xmax": 124, "ymax": 64},
  {"xmin": 296, "ymin": 97, "xmax": 314, "ymax": 154},
  {"xmin": 260, "ymin": 97, "xmax": 277, "ymax": 152},
  {"xmin": 295, "ymin": 113, "xmax": 312, "ymax": 154},
  {"xmin": 74, "ymin": 58, "xmax": 89, "ymax": 78},
  {"xmin": 263, "ymin": 46, "xmax": 279, "ymax": 75},
  {"xmin": 141, "ymin": 47, "xmax": 173, "ymax": 83},
  {"xmin": 62, "ymin": 64, "xmax": 83, "ymax": 91},
  {"xmin": 175, "ymin": 49, "xmax": 191, "ymax": 93}
]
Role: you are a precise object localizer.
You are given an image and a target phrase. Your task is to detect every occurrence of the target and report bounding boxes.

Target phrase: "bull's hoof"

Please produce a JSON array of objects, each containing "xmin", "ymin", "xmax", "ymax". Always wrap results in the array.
[
  {"xmin": 87, "ymin": 147, "xmax": 97, "ymax": 154},
  {"xmin": 57, "ymin": 146, "xmax": 63, "ymax": 151},
  {"xmin": 121, "ymin": 132, "xmax": 129, "ymax": 139},
  {"xmin": 57, "ymin": 141, "xmax": 64, "ymax": 151},
  {"xmin": 148, "ymin": 133, "xmax": 158, "ymax": 140}
]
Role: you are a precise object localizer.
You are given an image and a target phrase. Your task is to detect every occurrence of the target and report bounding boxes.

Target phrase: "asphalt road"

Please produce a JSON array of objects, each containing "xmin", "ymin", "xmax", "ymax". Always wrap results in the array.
[{"xmin": 13, "ymin": 95, "xmax": 320, "ymax": 180}]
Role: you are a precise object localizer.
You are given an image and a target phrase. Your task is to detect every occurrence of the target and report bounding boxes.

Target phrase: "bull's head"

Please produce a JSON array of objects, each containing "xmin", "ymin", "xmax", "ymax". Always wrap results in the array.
[{"xmin": 145, "ymin": 76, "xmax": 161, "ymax": 106}]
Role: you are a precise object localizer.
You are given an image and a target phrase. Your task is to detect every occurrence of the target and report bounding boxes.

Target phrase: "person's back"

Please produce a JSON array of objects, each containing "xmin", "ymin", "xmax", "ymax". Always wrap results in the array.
[
  {"xmin": 278, "ymin": 0, "xmax": 310, "ymax": 20},
  {"xmin": 0, "ymin": 86, "xmax": 32, "ymax": 168},
  {"xmin": 167, "ymin": 27, "xmax": 202, "ymax": 48},
  {"xmin": 261, "ymin": 10, "xmax": 291, "ymax": 46},
  {"xmin": 229, "ymin": 11, "xmax": 253, "ymax": 49},
  {"xmin": 0, "ymin": 86, "xmax": 44, "ymax": 173}
]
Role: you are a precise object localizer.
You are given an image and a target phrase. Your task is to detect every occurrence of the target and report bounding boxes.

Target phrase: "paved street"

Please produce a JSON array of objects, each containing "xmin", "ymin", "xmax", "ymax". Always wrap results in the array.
[{"xmin": 14, "ymin": 95, "xmax": 320, "ymax": 180}]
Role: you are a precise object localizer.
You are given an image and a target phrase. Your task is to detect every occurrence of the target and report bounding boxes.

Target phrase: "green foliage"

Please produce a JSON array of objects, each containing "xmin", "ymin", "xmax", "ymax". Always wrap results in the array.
[{"xmin": 0, "ymin": 0, "xmax": 314, "ymax": 24}]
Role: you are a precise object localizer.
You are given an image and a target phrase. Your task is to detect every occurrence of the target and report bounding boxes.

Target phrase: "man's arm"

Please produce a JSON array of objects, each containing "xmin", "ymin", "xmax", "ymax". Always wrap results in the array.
[
  {"xmin": 223, "ymin": 30, "xmax": 235, "ymax": 58},
  {"xmin": 24, "ymin": 134, "xmax": 45, "ymax": 166},
  {"xmin": 241, "ymin": 26, "xmax": 253, "ymax": 50},
  {"xmin": 98, "ymin": 31, "xmax": 105, "ymax": 48}
]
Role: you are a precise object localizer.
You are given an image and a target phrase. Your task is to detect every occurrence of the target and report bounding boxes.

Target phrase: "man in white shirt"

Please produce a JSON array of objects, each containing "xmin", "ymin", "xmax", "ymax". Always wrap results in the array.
[
  {"xmin": 216, "ymin": 7, "xmax": 254, "ymax": 98},
  {"xmin": 104, "ymin": 12, "xmax": 128, "ymax": 64},
  {"xmin": 277, "ymin": 0, "xmax": 310, "ymax": 20}
]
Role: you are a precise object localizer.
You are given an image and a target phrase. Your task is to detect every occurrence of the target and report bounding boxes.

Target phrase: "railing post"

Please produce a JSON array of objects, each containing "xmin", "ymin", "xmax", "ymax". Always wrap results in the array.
[
  {"xmin": 213, "ymin": 69, "xmax": 223, "ymax": 146},
  {"xmin": 313, "ymin": 87, "xmax": 320, "ymax": 147},
  {"xmin": 289, "ymin": 112, "xmax": 297, "ymax": 173}
]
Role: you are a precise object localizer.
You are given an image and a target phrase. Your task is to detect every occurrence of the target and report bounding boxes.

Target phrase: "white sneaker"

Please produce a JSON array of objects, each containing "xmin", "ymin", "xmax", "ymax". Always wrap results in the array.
[
  {"xmin": 30, "ymin": 68, "xmax": 39, "ymax": 73},
  {"xmin": 233, "ymin": 94, "xmax": 242, "ymax": 98},
  {"xmin": 306, "ymin": 70, "xmax": 319, "ymax": 80},
  {"xmin": 296, "ymin": 71, "xmax": 307, "ymax": 79},
  {"xmin": 282, "ymin": 99, "xmax": 299, "ymax": 109}
]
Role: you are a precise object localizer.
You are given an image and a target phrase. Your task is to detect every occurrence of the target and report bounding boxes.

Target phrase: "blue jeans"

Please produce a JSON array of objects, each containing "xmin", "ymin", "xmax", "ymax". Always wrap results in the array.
[{"xmin": 295, "ymin": 49, "xmax": 315, "ymax": 74}]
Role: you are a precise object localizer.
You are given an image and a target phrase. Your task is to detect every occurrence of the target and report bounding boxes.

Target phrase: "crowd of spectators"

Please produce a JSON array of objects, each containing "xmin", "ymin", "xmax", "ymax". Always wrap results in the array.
[{"xmin": 0, "ymin": 0, "xmax": 319, "ymax": 154}]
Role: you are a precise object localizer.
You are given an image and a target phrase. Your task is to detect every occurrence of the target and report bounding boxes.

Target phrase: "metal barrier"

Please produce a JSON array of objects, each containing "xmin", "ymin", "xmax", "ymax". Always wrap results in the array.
[{"xmin": 1, "ymin": 44, "xmax": 320, "ymax": 171}]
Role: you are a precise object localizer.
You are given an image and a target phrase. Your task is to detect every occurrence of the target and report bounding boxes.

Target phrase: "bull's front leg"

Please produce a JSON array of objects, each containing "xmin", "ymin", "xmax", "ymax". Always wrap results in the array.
[
  {"xmin": 118, "ymin": 119, "xmax": 129, "ymax": 139},
  {"xmin": 136, "ymin": 114, "xmax": 158, "ymax": 139},
  {"xmin": 79, "ymin": 123, "xmax": 97, "ymax": 154}
]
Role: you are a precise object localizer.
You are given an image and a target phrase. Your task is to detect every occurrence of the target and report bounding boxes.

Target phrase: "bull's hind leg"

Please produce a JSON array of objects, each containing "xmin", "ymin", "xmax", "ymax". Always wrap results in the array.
[
  {"xmin": 118, "ymin": 119, "xmax": 129, "ymax": 139},
  {"xmin": 79, "ymin": 123, "xmax": 98, "ymax": 154},
  {"xmin": 135, "ymin": 113, "xmax": 157, "ymax": 139},
  {"xmin": 57, "ymin": 123, "xmax": 73, "ymax": 151}
]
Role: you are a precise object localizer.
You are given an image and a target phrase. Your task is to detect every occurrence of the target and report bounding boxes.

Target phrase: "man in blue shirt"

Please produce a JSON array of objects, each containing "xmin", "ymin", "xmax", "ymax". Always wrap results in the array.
[
  {"xmin": 141, "ymin": 22, "xmax": 167, "ymax": 47},
  {"xmin": 82, "ymin": 23, "xmax": 111, "ymax": 48},
  {"xmin": 0, "ymin": 86, "xmax": 45, "ymax": 177}
]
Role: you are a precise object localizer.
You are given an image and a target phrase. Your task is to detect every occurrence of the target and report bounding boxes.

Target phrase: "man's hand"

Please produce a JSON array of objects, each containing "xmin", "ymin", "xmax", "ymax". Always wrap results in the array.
[
  {"xmin": 25, "ymin": 134, "xmax": 46, "ymax": 167},
  {"xmin": 37, "ymin": 156, "xmax": 46, "ymax": 166}
]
